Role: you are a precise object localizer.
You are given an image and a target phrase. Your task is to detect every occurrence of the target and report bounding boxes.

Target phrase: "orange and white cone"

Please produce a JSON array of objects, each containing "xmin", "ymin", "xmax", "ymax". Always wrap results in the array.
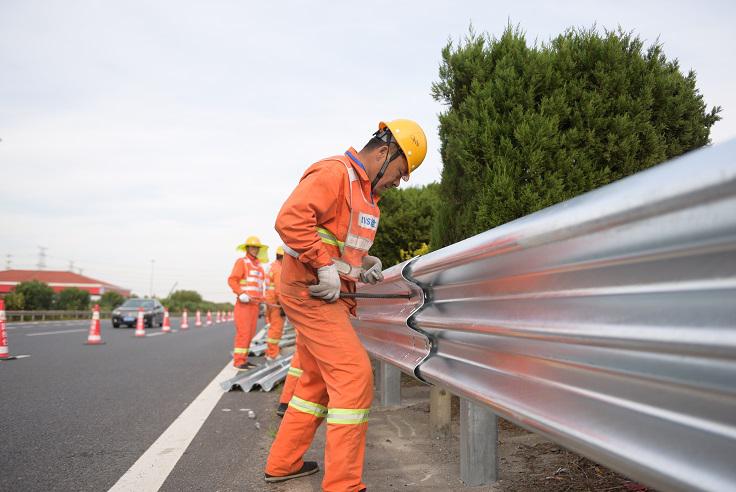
[
  {"xmin": 134, "ymin": 307, "xmax": 146, "ymax": 337},
  {"xmin": 206, "ymin": 311, "xmax": 212, "ymax": 326},
  {"xmin": 162, "ymin": 308, "xmax": 171, "ymax": 333},
  {"xmin": 84, "ymin": 304, "xmax": 105, "ymax": 345},
  {"xmin": 181, "ymin": 309, "xmax": 189, "ymax": 329},
  {"xmin": 195, "ymin": 310, "xmax": 202, "ymax": 327},
  {"xmin": 216, "ymin": 311, "xmax": 222, "ymax": 324},
  {"xmin": 0, "ymin": 299, "xmax": 14, "ymax": 360}
]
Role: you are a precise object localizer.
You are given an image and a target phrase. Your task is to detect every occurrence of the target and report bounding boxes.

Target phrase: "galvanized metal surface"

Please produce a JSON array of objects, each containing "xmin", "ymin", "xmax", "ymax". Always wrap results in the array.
[
  {"xmin": 353, "ymin": 141, "xmax": 736, "ymax": 492},
  {"xmin": 220, "ymin": 354, "xmax": 294, "ymax": 392}
]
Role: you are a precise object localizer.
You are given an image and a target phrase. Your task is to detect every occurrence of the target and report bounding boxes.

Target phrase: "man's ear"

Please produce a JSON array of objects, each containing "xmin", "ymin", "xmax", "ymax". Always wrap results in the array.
[{"xmin": 374, "ymin": 145, "xmax": 390, "ymax": 163}]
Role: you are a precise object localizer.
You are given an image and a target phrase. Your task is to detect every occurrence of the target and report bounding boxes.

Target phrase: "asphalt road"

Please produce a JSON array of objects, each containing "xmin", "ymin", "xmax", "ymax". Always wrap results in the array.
[{"xmin": 0, "ymin": 316, "xmax": 275, "ymax": 492}]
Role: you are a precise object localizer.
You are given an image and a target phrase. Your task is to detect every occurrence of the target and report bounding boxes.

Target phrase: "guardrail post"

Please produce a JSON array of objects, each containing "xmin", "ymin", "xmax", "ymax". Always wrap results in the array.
[
  {"xmin": 460, "ymin": 398, "xmax": 498, "ymax": 486},
  {"xmin": 378, "ymin": 361, "xmax": 401, "ymax": 406},
  {"xmin": 430, "ymin": 386, "xmax": 452, "ymax": 438}
]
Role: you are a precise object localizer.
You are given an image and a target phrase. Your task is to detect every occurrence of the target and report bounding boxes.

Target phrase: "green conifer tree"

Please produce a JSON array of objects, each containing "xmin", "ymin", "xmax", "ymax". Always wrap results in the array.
[{"xmin": 430, "ymin": 26, "xmax": 721, "ymax": 248}]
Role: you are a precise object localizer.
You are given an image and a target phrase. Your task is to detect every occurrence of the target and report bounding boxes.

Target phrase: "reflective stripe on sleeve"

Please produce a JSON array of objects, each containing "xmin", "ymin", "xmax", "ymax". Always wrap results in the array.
[
  {"xmin": 266, "ymin": 337, "xmax": 280, "ymax": 344},
  {"xmin": 288, "ymin": 396, "xmax": 327, "ymax": 418},
  {"xmin": 233, "ymin": 347, "xmax": 249, "ymax": 354},
  {"xmin": 316, "ymin": 227, "xmax": 345, "ymax": 253},
  {"xmin": 326, "ymin": 407, "xmax": 371, "ymax": 425},
  {"xmin": 287, "ymin": 367, "xmax": 303, "ymax": 378}
]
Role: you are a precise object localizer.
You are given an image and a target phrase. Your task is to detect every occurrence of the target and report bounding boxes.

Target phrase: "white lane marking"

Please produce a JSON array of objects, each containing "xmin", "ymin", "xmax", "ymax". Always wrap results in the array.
[
  {"xmin": 0, "ymin": 354, "xmax": 31, "ymax": 360},
  {"xmin": 108, "ymin": 362, "xmax": 237, "ymax": 492},
  {"xmin": 26, "ymin": 328, "xmax": 88, "ymax": 337},
  {"xmin": 146, "ymin": 332, "xmax": 165, "ymax": 337}
]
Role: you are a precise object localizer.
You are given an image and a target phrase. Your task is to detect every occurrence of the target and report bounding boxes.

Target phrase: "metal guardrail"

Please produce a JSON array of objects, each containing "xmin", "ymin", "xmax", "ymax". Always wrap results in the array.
[
  {"xmin": 352, "ymin": 140, "xmax": 736, "ymax": 492},
  {"xmin": 5, "ymin": 310, "xmax": 112, "ymax": 322}
]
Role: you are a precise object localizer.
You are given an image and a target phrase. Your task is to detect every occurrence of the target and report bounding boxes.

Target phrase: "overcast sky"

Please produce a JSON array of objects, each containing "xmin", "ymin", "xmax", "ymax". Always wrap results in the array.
[{"xmin": 2, "ymin": 0, "xmax": 734, "ymax": 301}]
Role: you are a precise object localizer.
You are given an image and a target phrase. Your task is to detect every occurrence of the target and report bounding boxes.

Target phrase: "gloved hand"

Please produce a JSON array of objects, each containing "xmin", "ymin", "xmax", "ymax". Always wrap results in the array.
[
  {"xmin": 359, "ymin": 255, "xmax": 384, "ymax": 284},
  {"xmin": 238, "ymin": 293, "xmax": 250, "ymax": 303},
  {"xmin": 308, "ymin": 264, "xmax": 341, "ymax": 302}
]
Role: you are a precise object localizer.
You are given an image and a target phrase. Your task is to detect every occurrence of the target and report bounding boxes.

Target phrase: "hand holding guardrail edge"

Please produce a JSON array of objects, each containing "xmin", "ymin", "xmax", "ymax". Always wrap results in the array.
[{"xmin": 351, "ymin": 139, "xmax": 736, "ymax": 492}]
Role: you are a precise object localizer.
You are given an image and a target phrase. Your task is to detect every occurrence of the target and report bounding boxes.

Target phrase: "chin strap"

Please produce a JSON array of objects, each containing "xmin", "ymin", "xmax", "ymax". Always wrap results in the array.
[{"xmin": 370, "ymin": 130, "xmax": 403, "ymax": 194}]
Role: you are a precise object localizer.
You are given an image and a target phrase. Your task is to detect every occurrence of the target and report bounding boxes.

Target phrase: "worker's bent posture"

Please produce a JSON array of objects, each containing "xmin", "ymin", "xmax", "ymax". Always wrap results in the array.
[
  {"xmin": 228, "ymin": 236, "xmax": 266, "ymax": 370},
  {"xmin": 265, "ymin": 246, "xmax": 285, "ymax": 360},
  {"xmin": 264, "ymin": 120, "xmax": 427, "ymax": 491}
]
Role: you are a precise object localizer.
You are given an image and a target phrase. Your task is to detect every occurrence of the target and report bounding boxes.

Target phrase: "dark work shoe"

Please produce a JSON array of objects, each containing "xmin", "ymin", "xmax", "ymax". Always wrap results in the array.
[
  {"xmin": 264, "ymin": 461, "xmax": 319, "ymax": 483},
  {"xmin": 276, "ymin": 402, "xmax": 288, "ymax": 417}
]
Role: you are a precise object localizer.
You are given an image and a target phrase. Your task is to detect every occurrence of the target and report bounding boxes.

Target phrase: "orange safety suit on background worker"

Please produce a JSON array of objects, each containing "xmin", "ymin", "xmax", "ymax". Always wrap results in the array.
[
  {"xmin": 227, "ymin": 236, "xmax": 267, "ymax": 370},
  {"xmin": 265, "ymin": 247, "xmax": 285, "ymax": 360},
  {"xmin": 265, "ymin": 119, "xmax": 427, "ymax": 491}
]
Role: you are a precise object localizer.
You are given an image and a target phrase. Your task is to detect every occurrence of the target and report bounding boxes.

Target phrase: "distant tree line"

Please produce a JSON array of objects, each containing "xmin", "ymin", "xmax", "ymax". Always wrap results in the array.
[{"xmin": 2, "ymin": 281, "xmax": 231, "ymax": 313}]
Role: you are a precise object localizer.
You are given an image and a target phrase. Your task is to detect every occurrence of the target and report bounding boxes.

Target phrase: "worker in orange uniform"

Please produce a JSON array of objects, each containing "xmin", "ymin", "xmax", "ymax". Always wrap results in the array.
[
  {"xmin": 228, "ymin": 235, "xmax": 267, "ymax": 370},
  {"xmin": 264, "ymin": 119, "xmax": 427, "ymax": 491},
  {"xmin": 265, "ymin": 246, "xmax": 285, "ymax": 361}
]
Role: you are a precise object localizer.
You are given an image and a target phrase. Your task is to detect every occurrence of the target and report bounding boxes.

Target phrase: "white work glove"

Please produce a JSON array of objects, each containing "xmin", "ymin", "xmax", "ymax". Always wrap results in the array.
[
  {"xmin": 359, "ymin": 255, "xmax": 384, "ymax": 285},
  {"xmin": 238, "ymin": 293, "xmax": 250, "ymax": 303},
  {"xmin": 308, "ymin": 264, "xmax": 341, "ymax": 302}
]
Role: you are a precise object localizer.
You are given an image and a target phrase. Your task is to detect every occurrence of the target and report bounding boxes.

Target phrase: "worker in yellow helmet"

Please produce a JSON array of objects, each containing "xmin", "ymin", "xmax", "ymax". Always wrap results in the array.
[
  {"xmin": 265, "ymin": 119, "xmax": 427, "ymax": 490},
  {"xmin": 228, "ymin": 236, "xmax": 267, "ymax": 370}
]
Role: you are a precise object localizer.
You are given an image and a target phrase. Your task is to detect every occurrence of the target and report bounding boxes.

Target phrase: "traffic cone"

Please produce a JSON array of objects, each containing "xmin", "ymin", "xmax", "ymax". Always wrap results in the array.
[
  {"xmin": 84, "ymin": 304, "xmax": 105, "ymax": 345},
  {"xmin": 0, "ymin": 299, "xmax": 16, "ymax": 360},
  {"xmin": 206, "ymin": 311, "xmax": 212, "ymax": 326},
  {"xmin": 162, "ymin": 308, "xmax": 171, "ymax": 333},
  {"xmin": 216, "ymin": 311, "xmax": 222, "ymax": 324},
  {"xmin": 134, "ymin": 307, "xmax": 146, "ymax": 337},
  {"xmin": 195, "ymin": 310, "xmax": 202, "ymax": 327},
  {"xmin": 181, "ymin": 309, "xmax": 189, "ymax": 329}
]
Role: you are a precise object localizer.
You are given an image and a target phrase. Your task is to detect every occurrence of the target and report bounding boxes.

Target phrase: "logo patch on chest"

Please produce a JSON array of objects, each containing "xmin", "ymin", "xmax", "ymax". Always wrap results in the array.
[{"xmin": 358, "ymin": 213, "xmax": 379, "ymax": 231}]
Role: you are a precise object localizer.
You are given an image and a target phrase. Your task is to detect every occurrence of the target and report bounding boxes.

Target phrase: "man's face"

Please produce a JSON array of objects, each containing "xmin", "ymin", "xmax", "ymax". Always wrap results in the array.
[
  {"xmin": 372, "ymin": 147, "xmax": 410, "ymax": 196},
  {"xmin": 246, "ymin": 246, "xmax": 260, "ymax": 257}
]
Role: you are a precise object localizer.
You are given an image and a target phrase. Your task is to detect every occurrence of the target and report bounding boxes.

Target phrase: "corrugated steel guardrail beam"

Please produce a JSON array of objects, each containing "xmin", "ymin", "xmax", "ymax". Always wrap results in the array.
[{"xmin": 353, "ymin": 140, "xmax": 736, "ymax": 492}]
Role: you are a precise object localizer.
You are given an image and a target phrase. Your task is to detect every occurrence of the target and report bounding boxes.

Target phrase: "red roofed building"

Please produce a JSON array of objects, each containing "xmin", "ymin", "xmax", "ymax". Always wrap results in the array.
[{"xmin": 0, "ymin": 270, "xmax": 131, "ymax": 299}]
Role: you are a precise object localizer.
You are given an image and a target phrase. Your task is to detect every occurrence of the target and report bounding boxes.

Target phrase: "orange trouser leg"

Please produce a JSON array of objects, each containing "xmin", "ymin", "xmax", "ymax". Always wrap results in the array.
[
  {"xmin": 265, "ymin": 306, "xmax": 285, "ymax": 358},
  {"xmin": 265, "ymin": 296, "xmax": 373, "ymax": 492},
  {"xmin": 233, "ymin": 302, "xmax": 258, "ymax": 366},
  {"xmin": 279, "ymin": 349, "xmax": 301, "ymax": 405}
]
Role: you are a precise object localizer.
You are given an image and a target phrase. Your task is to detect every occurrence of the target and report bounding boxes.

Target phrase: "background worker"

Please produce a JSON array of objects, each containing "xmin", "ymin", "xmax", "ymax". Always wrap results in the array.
[
  {"xmin": 265, "ymin": 246, "xmax": 285, "ymax": 361},
  {"xmin": 227, "ymin": 236, "xmax": 267, "ymax": 370},
  {"xmin": 264, "ymin": 119, "xmax": 427, "ymax": 491}
]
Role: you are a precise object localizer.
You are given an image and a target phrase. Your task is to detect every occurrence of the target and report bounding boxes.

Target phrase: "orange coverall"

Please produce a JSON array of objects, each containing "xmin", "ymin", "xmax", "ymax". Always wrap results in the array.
[
  {"xmin": 265, "ymin": 148, "xmax": 375, "ymax": 492},
  {"xmin": 265, "ymin": 259, "xmax": 284, "ymax": 359},
  {"xmin": 227, "ymin": 253, "xmax": 265, "ymax": 367},
  {"xmin": 279, "ymin": 350, "xmax": 302, "ymax": 405}
]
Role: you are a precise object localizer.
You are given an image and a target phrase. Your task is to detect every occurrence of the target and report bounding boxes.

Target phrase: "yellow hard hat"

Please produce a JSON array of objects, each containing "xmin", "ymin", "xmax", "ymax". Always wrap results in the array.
[
  {"xmin": 378, "ymin": 119, "xmax": 427, "ymax": 174},
  {"xmin": 244, "ymin": 236, "xmax": 264, "ymax": 248},
  {"xmin": 276, "ymin": 246, "xmax": 285, "ymax": 256},
  {"xmin": 236, "ymin": 236, "xmax": 269, "ymax": 263}
]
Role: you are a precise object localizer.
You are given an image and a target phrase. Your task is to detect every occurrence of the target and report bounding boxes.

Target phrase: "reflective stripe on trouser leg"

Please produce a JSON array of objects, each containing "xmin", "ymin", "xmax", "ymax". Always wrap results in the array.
[
  {"xmin": 287, "ymin": 366, "xmax": 303, "ymax": 377},
  {"xmin": 233, "ymin": 302, "xmax": 258, "ymax": 365},
  {"xmin": 326, "ymin": 408, "xmax": 370, "ymax": 425},
  {"xmin": 266, "ymin": 337, "xmax": 281, "ymax": 344},
  {"xmin": 288, "ymin": 395, "xmax": 327, "ymax": 418}
]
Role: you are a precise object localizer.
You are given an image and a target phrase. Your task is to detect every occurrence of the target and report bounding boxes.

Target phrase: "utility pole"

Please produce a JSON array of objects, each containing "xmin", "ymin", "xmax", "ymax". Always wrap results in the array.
[
  {"xmin": 37, "ymin": 246, "xmax": 47, "ymax": 270},
  {"xmin": 149, "ymin": 259, "xmax": 155, "ymax": 298},
  {"xmin": 5, "ymin": 254, "xmax": 11, "ymax": 270},
  {"xmin": 68, "ymin": 260, "xmax": 75, "ymax": 272}
]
